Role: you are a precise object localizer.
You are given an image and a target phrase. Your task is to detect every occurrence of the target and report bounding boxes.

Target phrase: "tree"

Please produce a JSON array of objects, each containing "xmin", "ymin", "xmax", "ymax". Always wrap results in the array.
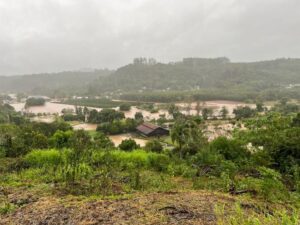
[
  {"xmin": 93, "ymin": 132, "xmax": 114, "ymax": 149},
  {"xmin": 168, "ymin": 104, "xmax": 181, "ymax": 119},
  {"xmin": 209, "ymin": 137, "xmax": 249, "ymax": 162},
  {"xmin": 256, "ymin": 102, "xmax": 264, "ymax": 112},
  {"xmin": 32, "ymin": 133, "xmax": 49, "ymax": 149},
  {"xmin": 280, "ymin": 97, "xmax": 289, "ymax": 106},
  {"xmin": 119, "ymin": 103, "xmax": 131, "ymax": 111},
  {"xmin": 195, "ymin": 101, "xmax": 201, "ymax": 116},
  {"xmin": 220, "ymin": 106, "xmax": 229, "ymax": 119},
  {"xmin": 25, "ymin": 98, "xmax": 46, "ymax": 108},
  {"xmin": 233, "ymin": 106, "xmax": 255, "ymax": 119},
  {"xmin": 145, "ymin": 139, "xmax": 163, "ymax": 153},
  {"xmin": 50, "ymin": 130, "xmax": 73, "ymax": 148},
  {"xmin": 134, "ymin": 112, "xmax": 144, "ymax": 121},
  {"xmin": 0, "ymin": 124, "xmax": 26, "ymax": 157},
  {"xmin": 171, "ymin": 119, "xmax": 207, "ymax": 158},
  {"xmin": 69, "ymin": 130, "xmax": 91, "ymax": 151},
  {"xmin": 292, "ymin": 113, "xmax": 300, "ymax": 127},
  {"xmin": 202, "ymin": 108, "xmax": 213, "ymax": 120},
  {"xmin": 119, "ymin": 139, "xmax": 139, "ymax": 151}
]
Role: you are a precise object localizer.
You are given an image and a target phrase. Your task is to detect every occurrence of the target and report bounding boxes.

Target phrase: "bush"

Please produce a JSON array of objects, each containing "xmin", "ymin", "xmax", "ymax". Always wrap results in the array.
[
  {"xmin": 167, "ymin": 163, "xmax": 196, "ymax": 177},
  {"xmin": 144, "ymin": 139, "xmax": 163, "ymax": 153},
  {"xmin": 92, "ymin": 150, "xmax": 171, "ymax": 171},
  {"xmin": 209, "ymin": 137, "xmax": 249, "ymax": 162},
  {"xmin": 25, "ymin": 98, "xmax": 46, "ymax": 108},
  {"xmin": 24, "ymin": 149, "xmax": 63, "ymax": 168},
  {"xmin": 119, "ymin": 139, "xmax": 140, "ymax": 151},
  {"xmin": 119, "ymin": 103, "xmax": 131, "ymax": 111},
  {"xmin": 236, "ymin": 167, "xmax": 290, "ymax": 202}
]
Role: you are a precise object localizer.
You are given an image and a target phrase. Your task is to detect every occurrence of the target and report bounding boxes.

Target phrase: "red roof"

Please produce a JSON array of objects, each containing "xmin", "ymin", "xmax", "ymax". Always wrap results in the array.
[{"xmin": 136, "ymin": 123, "xmax": 160, "ymax": 135}]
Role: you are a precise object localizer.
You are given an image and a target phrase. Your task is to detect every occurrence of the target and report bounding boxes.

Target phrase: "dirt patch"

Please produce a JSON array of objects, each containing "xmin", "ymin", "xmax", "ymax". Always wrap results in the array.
[{"xmin": 0, "ymin": 191, "xmax": 235, "ymax": 225}]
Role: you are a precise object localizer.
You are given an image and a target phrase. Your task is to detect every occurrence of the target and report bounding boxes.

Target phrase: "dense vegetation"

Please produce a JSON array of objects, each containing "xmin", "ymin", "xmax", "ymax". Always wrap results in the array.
[
  {"xmin": 89, "ymin": 57, "xmax": 300, "ymax": 101},
  {"xmin": 0, "ymin": 96, "xmax": 300, "ymax": 223},
  {"xmin": 25, "ymin": 97, "xmax": 46, "ymax": 108}
]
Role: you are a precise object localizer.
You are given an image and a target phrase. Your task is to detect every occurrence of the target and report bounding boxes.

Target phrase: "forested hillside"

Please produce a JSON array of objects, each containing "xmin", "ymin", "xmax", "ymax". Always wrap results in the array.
[
  {"xmin": 1, "ymin": 58, "xmax": 300, "ymax": 101},
  {"xmin": 88, "ymin": 57, "xmax": 300, "ymax": 101},
  {"xmin": 90, "ymin": 58, "xmax": 300, "ymax": 92}
]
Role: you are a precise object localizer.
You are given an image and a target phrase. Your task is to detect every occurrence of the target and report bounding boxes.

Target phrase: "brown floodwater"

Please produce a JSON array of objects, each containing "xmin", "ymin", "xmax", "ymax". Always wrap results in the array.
[
  {"xmin": 10, "ymin": 102, "xmax": 77, "ymax": 115},
  {"xmin": 175, "ymin": 100, "xmax": 256, "ymax": 117},
  {"xmin": 73, "ymin": 123, "xmax": 98, "ymax": 131},
  {"xmin": 10, "ymin": 100, "xmax": 256, "ymax": 120}
]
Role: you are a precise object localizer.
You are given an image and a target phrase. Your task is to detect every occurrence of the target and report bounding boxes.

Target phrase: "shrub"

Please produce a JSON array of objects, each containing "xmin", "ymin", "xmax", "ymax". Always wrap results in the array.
[
  {"xmin": 92, "ymin": 150, "xmax": 171, "ymax": 172},
  {"xmin": 236, "ymin": 167, "xmax": 289, "ymax": 202},
  {"xmin": 119, "ymin": 139, "xmax": 140, "ymax": 151},
  {"xmin": 167, "ymin": 163, "xmax": 196, "ymax": 177},
  {"xmin": 147, "ymin": 153, "xmax": 170, "ymax": 172},
  {"xmin": 119, "ymin": 103, "xmax": 131, "ymax": 111},
  {"xmin": 209, "ymin": 137, "xmax": 249, "ymax": 162},
  {"xmin": 24, "ymin": 149, "xmax": 63, "ymax": 168},
  {"xmin": 144, "ymin": 139, "xmax": 163, "ymax": 153},
  {"xmin": 215, "ymin": 203, "xmax": 300, "ymax": 225}
]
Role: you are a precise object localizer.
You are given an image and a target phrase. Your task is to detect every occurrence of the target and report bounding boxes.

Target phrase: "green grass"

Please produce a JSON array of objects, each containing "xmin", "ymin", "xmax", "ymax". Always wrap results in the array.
[{"xmin": 215, "ymin": 203, "xmax": 300, "ymax": 225}]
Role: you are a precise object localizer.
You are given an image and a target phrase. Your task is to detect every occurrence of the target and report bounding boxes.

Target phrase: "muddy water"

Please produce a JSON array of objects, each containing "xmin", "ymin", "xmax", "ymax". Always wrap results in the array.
[
  {"xmin": 176, "ymin": 100, "xmax": 256, "ymax": 117},
  {"xmin": 73, "ymin": 123, "xmax": 98, "ymax": 131},
  {"xmin": 31, "ymin": 116, "xmax": 56, "ymax": 123},
  {"xmin": 109, "ymin": 134, "xmax": 148, "ymax": 147},
  {"xmin": 123, "ymin": 106, "xmax": 170, "ymax": 120},
  {"xmin": 11, "ymin": 100, "xmax": 255, "ymax": 120},
  {"xmin": 10, "ymin": 102, "xmax": 77, "ymax": 115}
]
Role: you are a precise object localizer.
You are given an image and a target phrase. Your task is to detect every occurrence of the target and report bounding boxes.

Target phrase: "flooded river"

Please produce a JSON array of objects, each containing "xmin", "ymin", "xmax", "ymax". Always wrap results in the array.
[{"xmin": 11, "ymin": 100, "xmax": 256, "ymax": 120}]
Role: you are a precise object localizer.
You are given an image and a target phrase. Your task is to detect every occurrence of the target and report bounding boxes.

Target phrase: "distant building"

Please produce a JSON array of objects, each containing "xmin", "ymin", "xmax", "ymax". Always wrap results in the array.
[{"xmin": 136, "ymin": 123, "xmax": 169, "ymax": 137}]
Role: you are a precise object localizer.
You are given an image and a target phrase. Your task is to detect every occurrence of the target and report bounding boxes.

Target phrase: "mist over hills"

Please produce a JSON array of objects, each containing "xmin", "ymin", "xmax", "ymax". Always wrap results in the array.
[
  {"xmin": 0, "ymin": 57, "xmax": 299, "ymax": 100},
  {"xmin": 0, "ymin": 69, "xmax": 112, "ymax": 96}
]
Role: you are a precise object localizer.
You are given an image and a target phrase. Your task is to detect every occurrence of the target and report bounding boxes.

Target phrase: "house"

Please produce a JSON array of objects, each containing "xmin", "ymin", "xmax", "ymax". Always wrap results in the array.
[{"xmin": 136, "ymin": 123, "xmax": 169, "ymax": 137}]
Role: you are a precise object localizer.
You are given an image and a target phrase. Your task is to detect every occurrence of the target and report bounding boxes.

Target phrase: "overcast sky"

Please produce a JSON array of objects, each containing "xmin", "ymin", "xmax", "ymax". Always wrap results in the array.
[{"xmin": 0, "ymin": 0, "xmax": 300, "ymax": 75}]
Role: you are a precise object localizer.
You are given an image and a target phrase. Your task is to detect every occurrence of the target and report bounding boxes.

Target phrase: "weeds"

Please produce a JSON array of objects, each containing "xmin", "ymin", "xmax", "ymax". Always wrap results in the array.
[{"xmin": 215, "ymin": 203, "xmax": 300, "ymax": 225}]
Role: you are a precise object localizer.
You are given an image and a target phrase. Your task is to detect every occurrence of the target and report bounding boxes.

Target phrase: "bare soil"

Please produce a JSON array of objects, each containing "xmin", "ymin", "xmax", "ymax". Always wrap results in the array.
[{"xmin": 0, "ymin": 191, "xmax": 236, "ymax": 225}]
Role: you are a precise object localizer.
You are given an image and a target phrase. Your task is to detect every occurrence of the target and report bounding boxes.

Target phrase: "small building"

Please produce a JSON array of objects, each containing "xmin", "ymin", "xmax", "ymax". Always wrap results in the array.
[{"xmin": 136, "ymin": 123, "xmax": 169, "ymax": 137}]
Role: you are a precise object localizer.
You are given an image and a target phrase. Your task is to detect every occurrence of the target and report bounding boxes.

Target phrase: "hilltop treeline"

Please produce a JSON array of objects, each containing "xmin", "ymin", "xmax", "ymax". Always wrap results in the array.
[{"xmin": 1, "ymin": 58, "xmax": 300, "ymax": 101}]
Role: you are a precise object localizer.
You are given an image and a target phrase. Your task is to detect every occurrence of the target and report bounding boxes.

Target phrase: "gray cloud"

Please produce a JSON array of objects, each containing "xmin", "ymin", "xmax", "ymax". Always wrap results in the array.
[{"xmin": 0, "ymin": 0, "xmax": 299, "ymax": 75}]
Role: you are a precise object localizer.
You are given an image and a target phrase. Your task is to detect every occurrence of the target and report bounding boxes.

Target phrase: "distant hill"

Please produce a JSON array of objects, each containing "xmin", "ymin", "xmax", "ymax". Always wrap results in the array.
[
  {"xmin": 0, "ymin": 69, "xmax": 112, "ymax": 96},
  {"xmin": 1, "ymin": 58, "xmax": 300, "ymax": 101},
  {"xmin": 87, "ymin": 58, "xmax": 300, "ymax": 101},
  {"xmin": 89, "ymin": 58, "xmax": 300, "ymax": 91}
]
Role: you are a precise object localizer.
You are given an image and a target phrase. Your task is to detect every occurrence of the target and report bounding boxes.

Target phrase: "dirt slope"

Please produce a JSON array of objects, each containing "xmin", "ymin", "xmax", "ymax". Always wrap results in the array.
[{"xmin": 0, "ymin": 191, "xmax": 235, "ymax": 225}]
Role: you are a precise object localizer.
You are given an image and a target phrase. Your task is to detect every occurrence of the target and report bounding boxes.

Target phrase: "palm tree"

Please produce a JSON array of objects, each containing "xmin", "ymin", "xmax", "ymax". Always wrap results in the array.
[{"xmin": 171, "ymin": 119, "xmax": 207, "ymax": 158}]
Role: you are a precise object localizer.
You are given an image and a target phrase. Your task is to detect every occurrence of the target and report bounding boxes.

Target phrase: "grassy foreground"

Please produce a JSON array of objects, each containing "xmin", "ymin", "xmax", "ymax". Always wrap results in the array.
[{"xmin": 0, "ymin": 151, "xmax": 299, "ymax": 225}]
